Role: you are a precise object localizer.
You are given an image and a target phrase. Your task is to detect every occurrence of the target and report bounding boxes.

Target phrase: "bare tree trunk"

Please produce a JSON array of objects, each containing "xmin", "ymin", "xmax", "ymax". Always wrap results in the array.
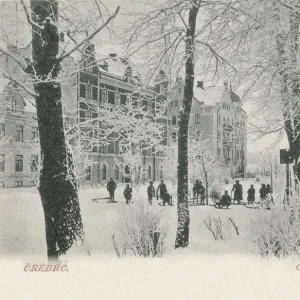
[
  {"xmin": 29, "ymin": 0, "xmax": 84, "ymax": 260},
  {"xmin": 175, "ymin": 2, "xmax": 199, "ymax": 249}
]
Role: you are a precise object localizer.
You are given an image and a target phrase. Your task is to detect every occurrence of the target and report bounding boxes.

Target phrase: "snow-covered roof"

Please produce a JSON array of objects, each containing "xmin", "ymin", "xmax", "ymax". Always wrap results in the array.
[
  {"xmin": 0, "ymin": 78, "xmax": 9, "ymax": 95},
  {"xmin": 193, "ymin": 84, "xmax": 225, "ymax": 106},
  {"xmin": 24, "ymin": 98, "xmax": 36, "ymax": 113}
]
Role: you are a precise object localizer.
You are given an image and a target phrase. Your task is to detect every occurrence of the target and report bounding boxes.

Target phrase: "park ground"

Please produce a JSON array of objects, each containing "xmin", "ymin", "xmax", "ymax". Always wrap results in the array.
[
  {"xmin": 2, "ymin": 178, "xmax": 300, "ymax": 300},
  {"xmin": 0, "ymin": 178, "xmax": 276, "ymax": 259}
]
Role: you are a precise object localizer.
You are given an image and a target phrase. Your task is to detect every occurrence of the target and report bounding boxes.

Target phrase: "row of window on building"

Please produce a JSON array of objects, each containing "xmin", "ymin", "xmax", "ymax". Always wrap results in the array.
[
  {"xmin": 0, "ymin": 181, "xmax": 36, "ymax": 188},
  {"xmin": 84, "ymin": 164, "xmax": 156, "ymax": 182},
  {"xmin": 0, "ymin": 154, "xmax": 38, "ymax": 172},
  {"xmin": 79, "ymin": 83, "xmax": 154, "ymax": 112},
  {"xmin": 217, "ymin": 116, "xmax": 246, "ymax": 128},
  {"xmin": 0, "ymin": 123, "xmax": 38, "ymax": 141},
  {"xmin": 218, "ymin": 131, "xmax": 245, "ymax": 143},
  {"xmin": 217, "ymin": 148, "xmax": 245, "ymax": 159},
  {"xmin": 221, "ymin": 102, "xmax": 242, "ymax": 112}
]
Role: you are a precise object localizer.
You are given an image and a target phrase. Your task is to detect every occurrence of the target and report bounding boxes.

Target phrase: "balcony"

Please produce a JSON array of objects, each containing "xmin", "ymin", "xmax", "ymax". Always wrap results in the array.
[
  {"xmin": 223, "ymin": 124, "xmax": 234, "ymax": 131},
  {"xmin": 223, "ymin": 139, "xmax": 234, "ymax": 147}
]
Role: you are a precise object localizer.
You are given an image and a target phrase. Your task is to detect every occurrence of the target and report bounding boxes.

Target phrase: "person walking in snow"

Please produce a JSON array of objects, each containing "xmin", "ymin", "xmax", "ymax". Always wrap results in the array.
[
  {"xmin": 147, "ymin": 181, "xmax": 155, "ymax": 205},
  {"xmin": 259, "ymin": 184, "xmax": 268, "ymax": 202},
  {"xmin": 162, "ymin": 190, "xmax": 171, "ymax": 206},
  {"xmin": 107, "ymin": 178, "xmax": 117, "ymax": 203},
  {"xmin": 123, "ymin": 184, "xmax": 132, "ymax": 204}
]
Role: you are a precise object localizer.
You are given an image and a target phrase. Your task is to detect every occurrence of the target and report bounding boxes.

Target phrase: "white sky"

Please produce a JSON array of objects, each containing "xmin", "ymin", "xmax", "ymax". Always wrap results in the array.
[{"xmin": 0, "ymin": 0, "xmax": 289, "ymax": 155}]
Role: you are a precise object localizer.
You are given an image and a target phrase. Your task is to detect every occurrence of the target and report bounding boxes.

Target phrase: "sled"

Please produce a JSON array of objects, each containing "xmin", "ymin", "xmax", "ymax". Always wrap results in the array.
[
  {"xmin": 158, "ymin": 202, "xmax": 174, "ymax": 206},
  {"xmin": 91, "ymin": 197, "xmax": 111, "ymax": 203},
  {"xmin": 213, "ymin": 204, "xmax": 230, "ymax": 209},
  {"xmin": 106, "ymin": 201, "xmax": 118, "ymax": 203},
  {"xmin": 243, "ymin": 202, "xmax": 271, "ymax": 210}
]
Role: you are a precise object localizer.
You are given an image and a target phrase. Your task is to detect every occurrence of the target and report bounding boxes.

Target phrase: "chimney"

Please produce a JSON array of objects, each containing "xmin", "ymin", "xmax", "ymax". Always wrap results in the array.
[
  {"xmin": 109, "ymin": 53, "xmax": 117, "ymax": 60},
  {"xmin": 197, "ymin": 81, "xmax": 204, "ymax": 89},
  {"xmin": 224, "ymin": 81, "xmax": 228, "ymax": 90},
  {"xmin": 100, "ymin": 61, "xmax": 108, "ymax": 71}
]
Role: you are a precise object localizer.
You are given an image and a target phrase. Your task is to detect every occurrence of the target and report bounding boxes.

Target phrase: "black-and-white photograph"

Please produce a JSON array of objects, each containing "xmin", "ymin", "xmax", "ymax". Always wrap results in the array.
[{"xmin": 1, "ymin": 0, "xmax": 300, "ymax": 298}]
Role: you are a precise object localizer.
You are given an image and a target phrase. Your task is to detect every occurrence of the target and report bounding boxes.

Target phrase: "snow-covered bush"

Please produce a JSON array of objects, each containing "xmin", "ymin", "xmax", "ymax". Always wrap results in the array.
[
  {"xmin": 111, "ymin": 199, "xmax": 168, "ymax": 258},
  {"xmin": 249, "ymin": 194, "xmax": 300, "ymax": 258},
  {"xmin": 203, "ymin": 215, "xmax": 238, "ymax": 241}
]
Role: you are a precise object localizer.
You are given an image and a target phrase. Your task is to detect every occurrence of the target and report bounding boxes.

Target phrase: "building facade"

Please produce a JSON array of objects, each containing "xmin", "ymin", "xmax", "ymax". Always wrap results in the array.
[
  {"xmin": 169, "ymin": 79, "xmax": 247, "ymax": 177},
  {"xmin": 0, "ymin": 43, "xmax": 170, "ymax": 188}
]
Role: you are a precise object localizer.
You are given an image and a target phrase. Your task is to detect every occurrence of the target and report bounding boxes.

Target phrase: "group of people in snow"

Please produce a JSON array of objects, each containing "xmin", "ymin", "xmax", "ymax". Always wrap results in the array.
[
  {"xmin": 192, "ymin": 180, "xmax": 206, "ymax": 205},
  {"xmin": 214, "ymin": 180, "xmax": 274, "ymax": 208},
  {"xmin": 106, "ymin": 177, "xmax": 273, "ymax": 207},
  {"xmin": 106, "ymin": 178, "xmax": 171, "ymax": 205}
]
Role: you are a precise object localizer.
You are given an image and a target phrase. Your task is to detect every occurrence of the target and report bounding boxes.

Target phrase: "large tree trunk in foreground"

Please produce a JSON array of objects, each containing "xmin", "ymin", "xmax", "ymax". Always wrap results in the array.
[
  {"xmin": 175, "ymin": 2, "xmax": 199, "ymax": 249},
  {"xmin": 29, "ymin": 0, "xmax": 84, "ymax": 260}
]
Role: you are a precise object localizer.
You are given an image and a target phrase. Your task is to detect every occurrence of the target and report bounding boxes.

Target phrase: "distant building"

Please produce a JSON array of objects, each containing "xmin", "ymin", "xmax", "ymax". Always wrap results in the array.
[{"xmin": 170, "ymin": 79, "xmax": 247, "ymax": 177}]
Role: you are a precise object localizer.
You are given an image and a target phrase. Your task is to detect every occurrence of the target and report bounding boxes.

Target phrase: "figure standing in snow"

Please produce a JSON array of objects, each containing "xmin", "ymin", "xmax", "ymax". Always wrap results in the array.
[
  {"xmin": 123, "ymin": 184, "xmax": 132, "ymax": 204},
  {"xmin": 259, "ymin": 184, "xmax": 268, "ymax": 202},
  {"xmin": 147, "ymin": 181, "xmax": 155, "ymax": 205},
  {"xmin": 157, "ymin": 180, "xmax": 167, "ymax": 200},
  {"xmin": 107, "ymin": 178, "xmax": 117, "ymax": 203},
  {"xmin": 193, "ymin": 180, "xmax": 201, "ymax": 201},
  {"xmin": 232, "ymin": 180, "xmax": 243, "ymax": 204},
  {"xmin": 199, "ymin": 181, "xmax": 206, "ymax": 205},
  {"xmin": 247, "ymin": 184, "xmax": 255, "ymax": 204}
]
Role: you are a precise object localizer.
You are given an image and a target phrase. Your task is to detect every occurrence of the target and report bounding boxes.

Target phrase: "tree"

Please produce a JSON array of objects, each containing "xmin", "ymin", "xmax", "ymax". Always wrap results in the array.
[
  {"xmin": 120, "ymin": 0, "xmax": 240, "ymax": 248},
  {"xmin": 0, "ymin": 0, "xmax": 120, "ymax": 260}
]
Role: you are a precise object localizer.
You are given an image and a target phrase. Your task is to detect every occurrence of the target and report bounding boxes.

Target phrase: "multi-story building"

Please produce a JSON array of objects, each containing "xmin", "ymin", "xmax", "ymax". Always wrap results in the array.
[
  {"xmin": 170, "ymin": 79, "xmax": 247, "ymax": 177},
  {"xmin": 0, "ymin": 79, "xmax": 39, "ymax": 188},
  {"xmin": 0, "ymin": 42, "xmax": 170, "ymax": 187}
]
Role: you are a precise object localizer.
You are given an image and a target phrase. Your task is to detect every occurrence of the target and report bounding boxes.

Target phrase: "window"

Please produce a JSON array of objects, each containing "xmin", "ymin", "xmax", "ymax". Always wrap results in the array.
[
  {"xmin": 80, "ymin": 84, "xmax": 86, "ymax": 98},
  {"xmin": 217, "ymin": 131, "xmax": 220, "ymax": 142},
  {"xmin": 195, "ymin": 114, "xmax": 200, "ymax": 124},
  {"xmin": 16, "ymin": 125, "xmax": 23, "ymax": 142},
  {"xmin": 31, "ymin": 155, "xmax": 38, "ymax": 172},
  {"xmin": 223, "ymin": 116, "xmax": 225, "ymax": 124},
  {"xmin": 32, "ymin": 127, "xmax": 38, "ymax": 140},
  {"xmin": 222, "ymin": 103, "xmax": 226, "ymax": 109},
  {"xmin": 218, "ymin": 115, "xmax": 221, "ymax": 125},
  {"xmin": 15, "ymin": 155, "xmax": 23, "ymax": 172},
  {"xmin": 160, "ymin": 166, "xmax": 163, "ymax": 180},
  {"xmin": 0, "ymin": 154, "xmax": 4, "ymax": 172},
  {"xmin": 0, "ymin": 123, "xmax": 5, "ymax": 138},
  {"xmin": 114, "ymin": 165, "xmax": 120, "ymax": 180},
  {"xmin": 108, "ymin": 90, "xmax": 115, "ymax": 105},
  {"xmin": 100, "ymin": 88, "xmax": 107, "ymax": 103},
  {"xmin": 86, "ymin": 166, "xmax": 91, "ymax": 180},
  {"xmin": 175, "ymin": 100, "xmax": 178, "ymax": 107},
  {"xmin": 92, "ymin": 86, "xmax": 98, "ymax": 101},
  {"xmin": 101, "ymin": 164, "xmax": 107, "ymax": 181},
  {"xmin": 0, "ymin": 182, "xmax": 4, "ymax": 188},
  {"xmin": 11, "ymin": 100, "xmax": 17, "ymax": 113},
  {"xmin": 237, "ymin": 150, "xmax": 240, "ymax": 159},
  {"xmin": 172, "ymin": 132, "xmax": 177, "ymax": 141},
  {"xmin": 142, "ymin": 100, "xmax": 148, "ymax": 111},
  {"xmin": 217, "ymin": 148, "xmax": 221, "ymax": 157},
  {"xmin": 148, "ymin": 165, "xmax": 152, "ymax": 180},
  {"xmin": 120, "ymin": 94, "xmax": 127, "ymax": 105},
  {"xmin": 85, "ymin": 84, "xmax": 92, "ymax": 100},
  {"xmin": 99, "ymin": 145, "xmax": 107, "ymax": 154},
  {"xmin": 15, "ymin": 181, "xmax": 23, "ymax": 187},
  {"xmin": 205, "ymin": 107, "xmax": 211, "ymax": 114},
  {"xmin": 172, "ymin": 116, "xmax": 177, "ymax": 125}
]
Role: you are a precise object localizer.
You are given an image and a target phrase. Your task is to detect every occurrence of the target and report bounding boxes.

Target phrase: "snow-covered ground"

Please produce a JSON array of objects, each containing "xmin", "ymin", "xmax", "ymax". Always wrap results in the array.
[
  {"xmin": 1, "ymin": 179, "xmax": 299, "ymax": 299},
  {"xmin": 0, "ymin": 179, "xmax": 270, "ymax": 260}
]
